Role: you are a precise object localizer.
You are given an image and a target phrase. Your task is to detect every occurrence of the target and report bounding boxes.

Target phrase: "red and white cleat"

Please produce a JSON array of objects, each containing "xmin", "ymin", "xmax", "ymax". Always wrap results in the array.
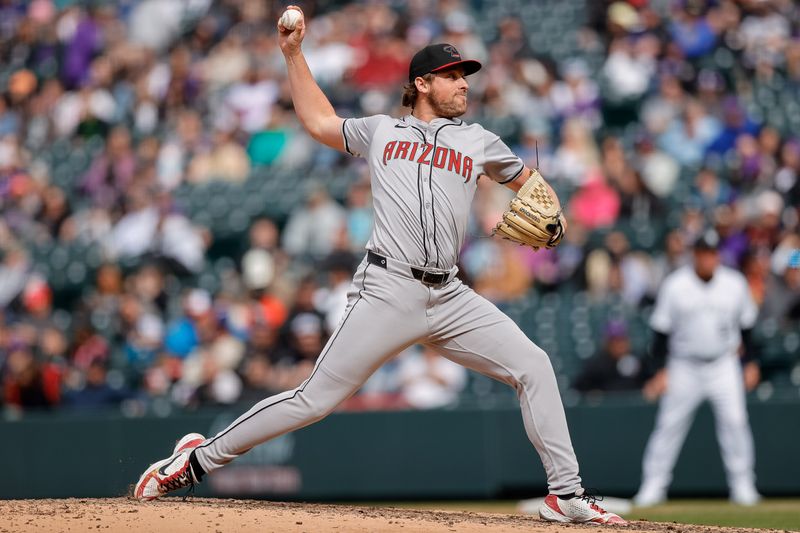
[
  {"xmin": 539, "ymin": 488, "xmax": 627, "ymax": 525},
  {"xmin": 173, "ymin": 432, "xmax": 206, "ymax": 454},
  {"xmin": 134, "ymin": 433, "xmax": 206, "ymax": 501}
]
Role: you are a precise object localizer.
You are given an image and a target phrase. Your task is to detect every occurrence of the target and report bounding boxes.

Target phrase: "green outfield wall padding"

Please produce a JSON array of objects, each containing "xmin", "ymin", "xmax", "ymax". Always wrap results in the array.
[{"xmin": 0, "ymin": 400, "xmax": 797, "ymax": 499}]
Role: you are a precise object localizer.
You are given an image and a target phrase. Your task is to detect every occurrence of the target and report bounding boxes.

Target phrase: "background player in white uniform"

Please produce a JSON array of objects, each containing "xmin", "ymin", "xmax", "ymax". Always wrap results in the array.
[
  {"xmin": 134, "ymin": 8, "xmax": 624, "ymax": 524},
  {"xmin": 634, "ymin": 230, "xmax": 761, "ymax": 507}
]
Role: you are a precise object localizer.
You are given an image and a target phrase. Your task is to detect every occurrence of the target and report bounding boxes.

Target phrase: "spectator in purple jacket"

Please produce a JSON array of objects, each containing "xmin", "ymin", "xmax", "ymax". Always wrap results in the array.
[{"xmin": 61, "ymin": 7, "xmax": 103, "ymax": 90}]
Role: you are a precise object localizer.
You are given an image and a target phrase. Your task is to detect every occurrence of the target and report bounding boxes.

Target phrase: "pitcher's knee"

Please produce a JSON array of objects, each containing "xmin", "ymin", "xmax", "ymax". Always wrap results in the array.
[
  {"xmin": 296, "ymin": 391, "xmax": 344, "ymax": 422},
  {"xmin": 520, "ymin": 344, "xmax": 555, "ymax": 377},
  {"xmin": 508, "ymin": 347, "xmax": 559, "ymax": 395}
]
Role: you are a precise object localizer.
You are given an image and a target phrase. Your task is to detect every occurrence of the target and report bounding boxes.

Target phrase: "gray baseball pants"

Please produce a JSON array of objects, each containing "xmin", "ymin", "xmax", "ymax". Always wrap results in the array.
[{"xmin": 193, "ymin": 254, "xmax": 582, "ymax": 494}]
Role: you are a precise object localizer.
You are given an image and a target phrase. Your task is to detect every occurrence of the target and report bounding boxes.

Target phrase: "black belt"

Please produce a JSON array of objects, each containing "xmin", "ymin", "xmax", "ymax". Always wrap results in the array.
[{"xmin": 367, "ymin": 251, "xmax": 449, "ymax": 286}]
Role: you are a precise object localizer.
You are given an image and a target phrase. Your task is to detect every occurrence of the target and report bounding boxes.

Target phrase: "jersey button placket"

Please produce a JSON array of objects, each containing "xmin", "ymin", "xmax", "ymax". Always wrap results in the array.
[{"xmin": 419, "ymin": 133, "xmax": 434, "ymax": 267}]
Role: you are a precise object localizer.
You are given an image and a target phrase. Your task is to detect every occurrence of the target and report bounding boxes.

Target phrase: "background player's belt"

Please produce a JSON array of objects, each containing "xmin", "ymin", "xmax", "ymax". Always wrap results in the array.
[{"xmin": 367, "ymin": 251, "xmax": 456, "ymax": 287}]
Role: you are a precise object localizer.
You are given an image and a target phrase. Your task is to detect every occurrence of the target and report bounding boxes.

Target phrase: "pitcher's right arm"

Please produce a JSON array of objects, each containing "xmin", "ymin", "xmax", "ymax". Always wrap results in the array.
[{"xmin": 278, "ymin": 6, "xmax": 345, "ymax": 152}]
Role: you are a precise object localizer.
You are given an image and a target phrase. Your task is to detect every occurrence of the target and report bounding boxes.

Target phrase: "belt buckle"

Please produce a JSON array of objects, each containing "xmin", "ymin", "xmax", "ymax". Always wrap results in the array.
[{"xmin": 420, "ymin": 270, "xmax": 445, "ymax": 286}]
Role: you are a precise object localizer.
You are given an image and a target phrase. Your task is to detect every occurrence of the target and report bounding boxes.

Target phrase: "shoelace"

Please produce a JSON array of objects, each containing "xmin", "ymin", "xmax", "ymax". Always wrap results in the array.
[
  {"xmin": 579, "ymin": 489, "xmax": 606, "ymax": 512},
  {"xmin": 181, "ymin": 482, "xmax": 196, "ymax": 502},
  {"xmin": 161, "ymin": 467, "xmax": 194, "ymax": 494}
]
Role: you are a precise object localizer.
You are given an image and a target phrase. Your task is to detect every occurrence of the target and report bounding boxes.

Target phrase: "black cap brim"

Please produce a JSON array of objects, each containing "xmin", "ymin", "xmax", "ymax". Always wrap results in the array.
[{"xmin": 429, "ymin": 59, "xmax": 482, "ymax": 77}]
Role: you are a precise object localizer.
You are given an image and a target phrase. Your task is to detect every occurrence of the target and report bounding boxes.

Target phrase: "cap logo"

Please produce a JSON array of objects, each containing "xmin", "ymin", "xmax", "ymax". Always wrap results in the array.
[{"xmin": 443, "ymin": 45, "xmax": 461, "ymax": 58}]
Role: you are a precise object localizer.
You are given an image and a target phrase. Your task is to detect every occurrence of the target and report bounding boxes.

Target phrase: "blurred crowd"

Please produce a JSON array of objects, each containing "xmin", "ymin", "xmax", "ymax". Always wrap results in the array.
[{"xmin": 1, "ymin": 0, "xmax": 799, "ymax": 414}]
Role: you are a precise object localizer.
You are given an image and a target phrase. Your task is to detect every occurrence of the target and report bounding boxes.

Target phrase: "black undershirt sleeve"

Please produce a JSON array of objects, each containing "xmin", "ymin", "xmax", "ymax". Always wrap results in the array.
[
  {"xmin": 741, "ymin": 327, "xmax": 757, "ymax": 364},
  {"xmin": 648, "ymin": 330, "xmax": 669, "ymax": 374}
]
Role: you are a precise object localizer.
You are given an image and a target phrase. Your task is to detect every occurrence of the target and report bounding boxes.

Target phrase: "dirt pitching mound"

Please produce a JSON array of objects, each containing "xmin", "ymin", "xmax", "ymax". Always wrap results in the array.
[{"xmin": 0, "ymin": 498, "xmax": 766, "ymax": 533}]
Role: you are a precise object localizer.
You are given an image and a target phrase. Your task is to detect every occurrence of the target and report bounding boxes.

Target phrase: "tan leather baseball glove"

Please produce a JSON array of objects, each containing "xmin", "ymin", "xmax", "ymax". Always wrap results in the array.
[{"xmin": 492, "ymin": 169, "xmax": 565, "ymax": 250}]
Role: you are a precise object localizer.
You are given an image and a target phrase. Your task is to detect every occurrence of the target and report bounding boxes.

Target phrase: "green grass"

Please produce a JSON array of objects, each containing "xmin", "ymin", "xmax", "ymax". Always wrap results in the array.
[
  {"xmin": 627, "ymin": 499, "xmax": 800, "ymax": 530},
  {"xmin": 369, "ymin": 499, "xmax": 800, "ymax": 530}
]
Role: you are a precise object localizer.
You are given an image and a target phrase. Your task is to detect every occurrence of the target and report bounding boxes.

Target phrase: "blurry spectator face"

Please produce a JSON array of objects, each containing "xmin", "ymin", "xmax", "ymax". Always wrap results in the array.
[
  {"xmin": 759, "ymin": 127, "xmax": 781, "ymax": 156},
  {"xmin": 736, "ymin": 134, "xmax": 758, "ymax": 159},
  {"xmin": 780, "ymin": 140, "xmax": 800, "ymax": 169},
  {"xmin": 605, "ymin": 231, "xmax": 630, "ymax": 258},
  {"xmin": 244, "ymin": 356, "xmax": 271, "ymax": 388},
  {"xmin": 176, "ymin": 110, "xmax": 203, "ymax": 144},
  {"xmin": 420, "ymin": 67, "xmax": 469, "ymax": 119},
  {"xmin": 0, "ymin": 136, "xmax": 20, "ymax": 171},
  {"xmin": 8, "ymin": 69, "xmax": 37, "ymax": 103},
  {"xmin": 86, "ymin": 361, "xmax": 107, "ymax": 387},
  {"xmin": 89, "ymin": 56, "xmax": 113, "ymax": 88},
  {"xmin": 12, "ymin": 324, "xmax": 37, "ymax": 347},
  {"xmin": 40, "ymin": 327, "xmax": 66, "ymax": 359},
  {"xmin": 135, "ymin": 314, "xmax": 164, "ymax": 350},
  {"xmin": 721, "ymin": 97, "xmax": 745, "ymax": 127},
  {"xmin": 660, "ymin": 75, "xmax": 684, "ymax": 100},
  {"xmin": 607, "ymin": 336, "xmax": 631, "ymax": 360},
  {"xmin": 7, "ymin": 346, "xmax": 35, "ymax": 378},
  {"xmin": 682, "ymin": 207, "xmax": 705, "ymax": 235},
  {"xmin": 684, "ymin": 101, "xmax": 706, "ymax": 130},
  {"xmin": 124, "ymin": 184, "xmax": 151, "ymax": 212},
  {"xmin": 249, "ymin": 321, "xmax": 277, "ymax": 351},
  {"xmin": 290, "ymin": 313, "xmax": 324, "ymax": 359},
  {"xmin": 347, "ymin": 182, "xmax": 370, "ymax": 208},
  {"xmin": 96, "ymin": 264, "xmax": 122, "ymax": 294},
  {"xmin": 306, "ymin": 187, "xmax": 329, "ymax": 209},
  {"xmin": 249, "ymin": 219, "xmax": 279, "ymax": 250},
  {"xmin": 785, "ymin": 267, "xmax": 800, "ymax": 290},
  {"xmin": 135, "ymin": 265, "xmax": 164, "ymax": 302},
  {"xmin": 41, "ymin": 185, "xmax": 68, "ymax": 220},
  {"xmin": 137, "ymin": 136, "xmax": 160, "ymax": 164},
  {"xmin": 713, "ymin": 205, "xmax": 736, "ymax": 237},
  {"xmin": 196, "ymin": 311, "xmax": 220, "ymax": 344},
  {"xmin": 170, "ymin": 46, "xmax": 192, "ymax": 76},
  {"xmin": 293, "ymin": 279, "xmax": 317, "ymax": 311},
  {"xmin": 696, "ymin": 168, "xmax": 718, "ymax": 194},
  {"xmin": 118, "ymin": 294, "xmax": 142, "ymax": 327},
  {"xmin": 107, "ymin": 126, "xmax": 132, "ymax": 158}
]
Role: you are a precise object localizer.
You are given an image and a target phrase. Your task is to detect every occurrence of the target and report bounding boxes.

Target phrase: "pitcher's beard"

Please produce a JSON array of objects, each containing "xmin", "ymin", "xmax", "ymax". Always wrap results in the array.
[{"xmin": 429, "ymin": 92, "xmax": 467, "ymax": 118}]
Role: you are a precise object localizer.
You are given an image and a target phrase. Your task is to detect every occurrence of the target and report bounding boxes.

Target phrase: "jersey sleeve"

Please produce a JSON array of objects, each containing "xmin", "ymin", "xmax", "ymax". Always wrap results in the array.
[
  {"xmin": 649, "ymin": 280, "xmax": 674, "ymax": 334},
  {"xmin": 342, "ymin": 115, "xmax": 387, "ymax": 158},
  {"xmin": 482, "ymin": 129, "xmax": 526, "ymax": 184}
]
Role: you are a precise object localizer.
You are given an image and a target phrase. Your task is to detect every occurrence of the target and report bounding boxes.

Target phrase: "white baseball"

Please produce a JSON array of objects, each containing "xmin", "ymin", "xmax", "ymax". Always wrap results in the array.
[{"xmin": 279, "ymin": 8, "xmax": 302, "ymax": 31}]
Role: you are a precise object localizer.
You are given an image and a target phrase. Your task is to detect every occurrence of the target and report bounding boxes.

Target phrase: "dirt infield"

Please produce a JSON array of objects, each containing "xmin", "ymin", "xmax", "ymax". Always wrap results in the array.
[{"xmin": 0, "ymin": 498, "xmax": 771, "ymax": 533}]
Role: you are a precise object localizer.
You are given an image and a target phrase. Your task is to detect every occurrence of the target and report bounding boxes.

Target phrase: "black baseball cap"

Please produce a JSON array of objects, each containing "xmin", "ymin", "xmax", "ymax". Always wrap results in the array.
[
  {"xmin": 693, "ymin": 229, "xmax": 720, "ymax": 251},
  {"xmin": 408, "ymin": 43, "xmax": 482, "ymax": 83}
]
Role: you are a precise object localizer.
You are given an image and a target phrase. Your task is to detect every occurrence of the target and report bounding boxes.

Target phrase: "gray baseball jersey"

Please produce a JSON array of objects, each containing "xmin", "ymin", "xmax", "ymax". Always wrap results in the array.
[
  {"xmin": 343, "ymin": 114, "xmax": 524, "ymax": 270},
  {"xmin": 192, "ymin": 114, "xmax": 582, "ymax": 496}
]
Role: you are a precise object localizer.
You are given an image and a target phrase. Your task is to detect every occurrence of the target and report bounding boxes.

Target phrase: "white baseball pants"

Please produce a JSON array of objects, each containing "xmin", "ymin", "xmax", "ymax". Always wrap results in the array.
[
  {"xmin": 639, "ymin": 355, "xmax": 756, "ymax": 493},
  {"xmin": 193, "ymin": 255, "xmax": 582, "ymax": 495}
]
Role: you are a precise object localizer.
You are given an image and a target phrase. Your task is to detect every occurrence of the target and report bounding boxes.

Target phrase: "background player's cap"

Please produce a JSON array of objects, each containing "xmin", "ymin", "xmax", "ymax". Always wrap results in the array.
[
  {"xmin": 693, "ymin": 229, "xmax": 721, "ymax": 251},
  {"xmin": 408, "ymin": 43, "xmax": 482, "ymax": 82}
]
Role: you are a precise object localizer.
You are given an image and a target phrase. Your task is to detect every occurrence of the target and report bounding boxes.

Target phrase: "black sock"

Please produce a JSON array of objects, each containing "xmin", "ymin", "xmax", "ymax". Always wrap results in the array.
[
  {"xmin": 189, "ymin": 450, "xmax": 206, "ymax": 482},
  {"xmin": 557, "ymin": 492, "xmax": 576, "ymax": 500}
]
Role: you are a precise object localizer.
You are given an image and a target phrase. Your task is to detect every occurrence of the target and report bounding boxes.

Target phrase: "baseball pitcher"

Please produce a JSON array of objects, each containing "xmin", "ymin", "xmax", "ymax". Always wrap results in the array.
[{"xmin": 134, "ymin": 7, "xmax": 624, "ymax": 524}]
